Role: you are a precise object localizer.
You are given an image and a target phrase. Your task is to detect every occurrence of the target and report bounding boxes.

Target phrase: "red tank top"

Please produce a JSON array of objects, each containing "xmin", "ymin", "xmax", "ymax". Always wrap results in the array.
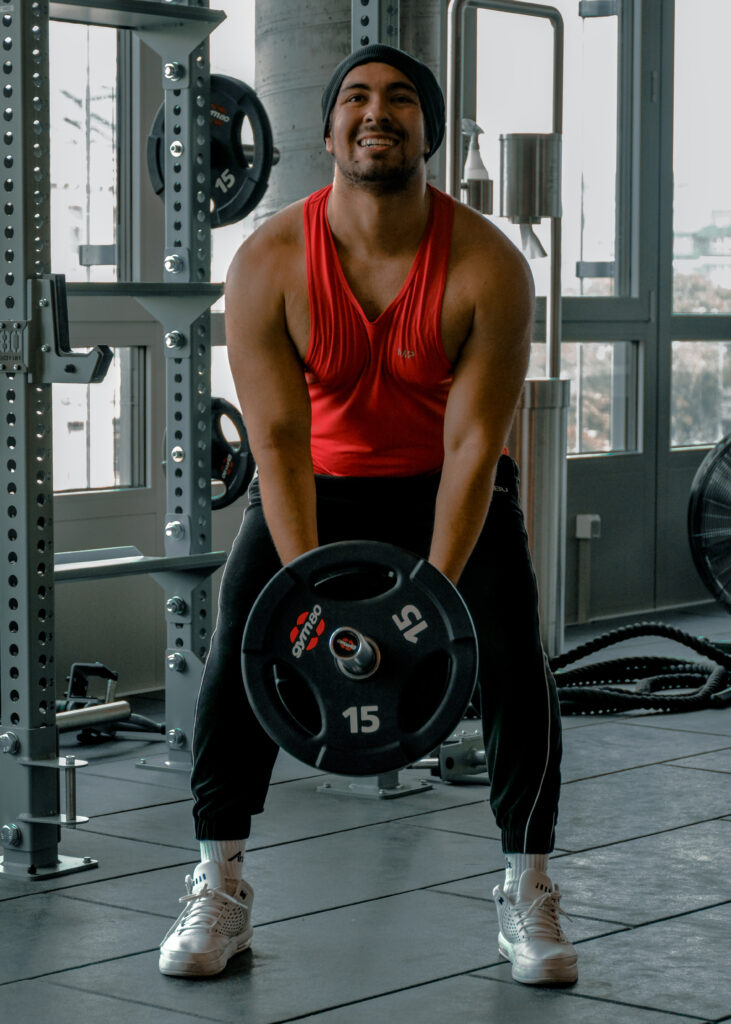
[{"xmin": 303, "ymin": 183, "xmax": 455, "ymax": 477}]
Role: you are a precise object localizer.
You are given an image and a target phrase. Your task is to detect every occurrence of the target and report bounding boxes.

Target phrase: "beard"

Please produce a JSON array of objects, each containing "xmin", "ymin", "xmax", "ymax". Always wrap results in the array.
[{"xmin": 332, "ymin": 140, "xmax": 423, "ymax": 195}]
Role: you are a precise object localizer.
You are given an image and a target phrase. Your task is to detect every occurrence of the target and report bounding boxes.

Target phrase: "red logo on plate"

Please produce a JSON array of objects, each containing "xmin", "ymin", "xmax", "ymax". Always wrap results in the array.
[{"xmin": 290, "ymin": 605, "xmax": 325, "ymax": 658}]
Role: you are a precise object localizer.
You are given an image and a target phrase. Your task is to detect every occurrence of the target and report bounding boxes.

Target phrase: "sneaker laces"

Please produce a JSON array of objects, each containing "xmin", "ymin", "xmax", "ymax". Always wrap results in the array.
[
  {"xmin": 512, "ymin": 887, "xmax": 571, "ymax": 943},
  {"xmin": 169, "ymin": 877, "xmax": 248, "ymax": 937}
]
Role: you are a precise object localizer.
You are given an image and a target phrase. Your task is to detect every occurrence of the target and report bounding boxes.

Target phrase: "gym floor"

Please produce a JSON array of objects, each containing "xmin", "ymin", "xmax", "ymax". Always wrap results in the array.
[{"xmin": 1, "ymin": 604, "xmax": 730, "ymax": 1024}]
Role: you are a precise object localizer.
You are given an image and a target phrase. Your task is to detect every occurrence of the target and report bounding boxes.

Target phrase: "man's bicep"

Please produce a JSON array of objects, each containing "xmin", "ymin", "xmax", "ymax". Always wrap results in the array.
[
  {"xmin": 445, "ymin": 253, "xmax": 534, "ymax": 452},
  {"xmin": 225, "ymin": 244, "xmax": 311, "ymax": 455}
]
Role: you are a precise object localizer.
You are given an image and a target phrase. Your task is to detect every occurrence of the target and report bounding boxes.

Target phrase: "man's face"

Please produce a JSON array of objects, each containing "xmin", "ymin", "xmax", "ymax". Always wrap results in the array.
[{"xmin": 325, "ymin": 62, "xmax": 429, "ymax": 192}]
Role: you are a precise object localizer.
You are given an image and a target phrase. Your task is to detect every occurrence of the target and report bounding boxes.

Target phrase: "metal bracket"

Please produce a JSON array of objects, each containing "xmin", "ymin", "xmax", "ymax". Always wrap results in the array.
[
  {"xmin": 16, "ymin": 755, "xmax": 90, "ymax": 828},
  {"xmin": 28, "ymin": 276, "xmax": 112, "ymax": 384},
  {"xmin": 78, "ymin": 243, "xmax": 117, "ymax": 267},
  {"xmin": 318, "ymin": 770, "xmax": 431, "ymax": 800},
  {"xmin": 576, "ymin": 260, "xmax": 616, "ymax": 279},
  {"xmin": 0, "ymin": 320, "xmax": 28, "ymax": 374},
  {"xmin": 578, "ymin": 1, "xmax": 620, "ymax": 17}
]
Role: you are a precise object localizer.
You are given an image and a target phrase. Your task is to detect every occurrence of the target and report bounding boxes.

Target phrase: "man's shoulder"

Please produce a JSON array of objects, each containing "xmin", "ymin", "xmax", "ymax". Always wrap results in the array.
[
  {"xmin": 449, "ymin": 199, "xmax": 532, "ymax": 294},
  {"xmin": 227, "ymin": 198, "xmax": 307, "ymax": 286},
  {"xmin": 247, "ymin": 198, "xmax": 307, "ymax": 255}
]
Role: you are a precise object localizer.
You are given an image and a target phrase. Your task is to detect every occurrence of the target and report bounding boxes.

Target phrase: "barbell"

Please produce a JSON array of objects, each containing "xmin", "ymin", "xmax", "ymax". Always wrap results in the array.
[{"xmin": 242, "ymin": 541, "xmax": 479, "ymax": 776}]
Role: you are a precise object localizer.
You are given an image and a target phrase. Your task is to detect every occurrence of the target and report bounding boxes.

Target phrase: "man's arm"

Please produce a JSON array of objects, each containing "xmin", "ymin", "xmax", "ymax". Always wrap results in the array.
[
  {"xmin": 225, "ymin": 220, "xmax": 318, "ymax": 565},
  {"xmin": 429, "ymin": 232, "xmax": 534, "ymax": 584}
]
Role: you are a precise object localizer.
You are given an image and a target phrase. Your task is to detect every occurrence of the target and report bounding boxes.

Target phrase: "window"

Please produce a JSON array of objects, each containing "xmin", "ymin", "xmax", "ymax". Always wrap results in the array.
[
  {"xmin": 671, "ymin": 341, "xmax": 731, "ymax": 448},
  {"xmin": 475, "ymin": 1, "xmax": 621, "ymax": 298},
  {"xmin": 49, "ymin": 22, "xmax": 118, "ymax": 283},
  {"xmin": 53, "ymin": 348, "xmax": 145, "ymax": 492},
  {"xmin": 529, "ymin": 341, "xmax": 638, "ymax": 454},
  {"xmin": 211, "ymin": 345, "xmax": 239, "ymax": 410},
  {"xmin": 673, "ymin": 0, "xmax": 731, "ymax": 314}
]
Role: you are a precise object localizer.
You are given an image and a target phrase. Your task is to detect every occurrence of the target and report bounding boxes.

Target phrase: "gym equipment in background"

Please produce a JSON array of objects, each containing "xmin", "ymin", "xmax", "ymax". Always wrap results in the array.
[
  {"xmin": 148, "ymin": 75, "xmax": 275, "ymax": 227},
  {"xmin": 688, "ymin": 434, "xmax": 731, "ymax": 612},
  {"xmin": 210, "ymin": 397, "xmax": 255, "ymax": 510},
  {"xmin": 163, "ymin": 396, "xmax": 254, "ymax": 511}
]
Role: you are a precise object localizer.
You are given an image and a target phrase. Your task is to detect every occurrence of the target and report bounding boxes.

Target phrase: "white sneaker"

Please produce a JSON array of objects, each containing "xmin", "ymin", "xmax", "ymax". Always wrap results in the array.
[
  {"xmin": 493, "ymin": 868, "xmax": 578, "ymax": 985},
  {"xmin": 159, "ymin": 860, "xmax": 254, "ymax": 977}
]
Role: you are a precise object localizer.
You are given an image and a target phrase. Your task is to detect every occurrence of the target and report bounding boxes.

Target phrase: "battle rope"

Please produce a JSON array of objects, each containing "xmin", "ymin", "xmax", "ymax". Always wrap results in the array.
[{"xmin": 548, "ymin": 622, "xmax": 731, "ymax": 715}]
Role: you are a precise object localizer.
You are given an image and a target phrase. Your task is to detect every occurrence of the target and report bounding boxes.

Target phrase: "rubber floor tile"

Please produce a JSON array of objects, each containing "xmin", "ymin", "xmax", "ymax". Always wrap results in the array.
[
  {"xmin": 0, "ymin": 829, "xmax": 194, "ymax": 901},
  {"xmin": 559, "ymin": 721, "xmax": 729, "ymax": 782},
  {"xmin": 0, "ymin": 892, "xmax": 166, "ymax": 985},
  {"xmin": 1, "ymin": 979, "xmax": 207, "ymax": 1024},
  {"xmin": 549, "ymin": 762, "xmax": 731, "ymax": 850},
  {"xmin": 477, "ymin": 903, "xmax": 731, "ymax": 1020},
  {"xmin": 431, "ymin": 819, "xmax": 731, "ymax": 926},
  {"xmin": 50, "ymin": 890, "xmax": 620, "ymax": 1024},
  {"xmin": 614, "ymin": 707, "xmax": 731, "ymax": 736},
  {"xmin": 294, "ymin": 973, "xmax": 704, "ymax": 1024},
  {"xmin": 666, "ymin": 747, "xmax": 731, "ymax": 773},
  {"xmin": 75, "ymin": 772, "xmax": 191, "ymax": 817},
  {"xmin": 60, "ymin": 818, "xmax": 504, "ymax": 922},
  {"xmin": 79, "ymin": 771, "xmax": 493, "ymax": 851},
  {"xmin": 83, "ymin": 746, "xmax": 321, "ymax": 790}
]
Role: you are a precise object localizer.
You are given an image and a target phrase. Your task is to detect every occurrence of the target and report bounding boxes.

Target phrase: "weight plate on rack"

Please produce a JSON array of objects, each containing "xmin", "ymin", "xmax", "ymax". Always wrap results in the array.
[{"xmin": 147, "ymin": 74, "xmax": 274, "ymax": 227}]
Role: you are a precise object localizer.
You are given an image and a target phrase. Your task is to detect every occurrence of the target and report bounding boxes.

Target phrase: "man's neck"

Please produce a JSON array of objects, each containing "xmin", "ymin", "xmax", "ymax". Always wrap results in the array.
[{"xmin": 327, "ymin": 173, "xmax": 431, "ymax": 259}]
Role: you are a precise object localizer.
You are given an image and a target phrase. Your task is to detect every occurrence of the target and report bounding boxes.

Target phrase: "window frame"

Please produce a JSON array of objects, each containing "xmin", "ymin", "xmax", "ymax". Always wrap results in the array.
[{"xmin": 53, "ymin": 27, "xmax": 163, "ymax": 514}]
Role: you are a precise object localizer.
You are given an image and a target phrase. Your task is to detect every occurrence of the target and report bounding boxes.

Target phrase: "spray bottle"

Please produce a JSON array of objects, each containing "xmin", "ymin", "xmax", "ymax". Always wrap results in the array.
[{"xmin": 460, "ymin": 118, "xmax": 493, "ymax": 214}]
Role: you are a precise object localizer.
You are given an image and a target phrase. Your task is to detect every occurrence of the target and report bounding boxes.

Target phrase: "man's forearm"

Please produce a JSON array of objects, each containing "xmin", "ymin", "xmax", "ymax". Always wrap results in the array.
[
  {"xmin": 255, "ymin": 446, "xmax": 319, "ymax": 566},
  {"xmin": 429, "ymin": 447, "xmax": 498, "ymax": 584}
]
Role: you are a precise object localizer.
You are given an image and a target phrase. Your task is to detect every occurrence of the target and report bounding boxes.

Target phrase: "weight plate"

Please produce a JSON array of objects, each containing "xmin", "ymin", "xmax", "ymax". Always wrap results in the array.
[
  {"xmin": 210, "ymin": 397, "xmax": 255, "ymax": 510},
  {"xmin": 242, "ymin": 541, "xmax": 478, "ymax": 776},
  {"xmin": 147, "ymin": 74, "xmax": 274, "ymax": 227}
]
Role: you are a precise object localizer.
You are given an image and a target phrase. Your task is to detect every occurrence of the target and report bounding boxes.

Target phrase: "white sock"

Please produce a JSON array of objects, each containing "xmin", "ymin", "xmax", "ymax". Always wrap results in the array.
[
  {"xmin": 504, "ymin": 852, "xmax": 549, "ymax": 894},
  {"xmin": 199, "ymin": 839, "xmax": 246, "ymax": 882}
]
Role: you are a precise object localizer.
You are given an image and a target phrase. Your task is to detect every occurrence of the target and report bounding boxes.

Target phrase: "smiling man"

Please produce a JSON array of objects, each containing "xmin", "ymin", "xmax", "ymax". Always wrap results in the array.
[{"xmin": 159, "ymin": 45, "xmax": 577, "ymax": 988}]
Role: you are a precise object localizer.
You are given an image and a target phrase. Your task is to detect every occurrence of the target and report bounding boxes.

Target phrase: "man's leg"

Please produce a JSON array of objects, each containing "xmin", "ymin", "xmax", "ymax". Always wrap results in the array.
[
  {"xmin": 458, "ymin": 455, "xmax": 577, "ymax": 985},
  {"xmin": 160, "ymin": 480, "xmax": 281, "ymax": 977}
]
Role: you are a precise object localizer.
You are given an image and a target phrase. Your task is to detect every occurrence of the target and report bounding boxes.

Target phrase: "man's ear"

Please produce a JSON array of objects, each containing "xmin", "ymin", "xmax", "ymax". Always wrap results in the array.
[{"xmin": 325, "ymin": 134, "xmax": 334, "ymax": 155}]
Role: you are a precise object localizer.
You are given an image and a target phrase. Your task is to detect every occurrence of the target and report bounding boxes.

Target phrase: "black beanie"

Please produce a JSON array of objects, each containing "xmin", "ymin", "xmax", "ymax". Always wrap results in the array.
[{"xmin": 321, "ymin": 44, "xmax": 445, "ymax": 160}]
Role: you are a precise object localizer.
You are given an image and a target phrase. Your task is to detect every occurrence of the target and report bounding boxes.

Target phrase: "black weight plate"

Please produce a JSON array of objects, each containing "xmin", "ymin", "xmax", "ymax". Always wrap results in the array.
[
  {"xmin": 242, "ymin": 541, "xmax": 478, "ymax": 776},
  {"xmin": 210, "ymin": 397, "xmax": 255, "ymax": 510},
  {"xmin": 688, "ymin": 433, "xmax": 731, "ymax": 610},
  {"xmin": 147, "ymin": 74, "xmax": 274, "ymax": 227}
]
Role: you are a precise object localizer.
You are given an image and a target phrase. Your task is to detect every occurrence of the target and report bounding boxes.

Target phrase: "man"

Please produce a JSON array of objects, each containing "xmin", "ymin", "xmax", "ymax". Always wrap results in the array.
[{"xmin": 159, "ymin": 45, "xmax": 577, "ymax": 987}]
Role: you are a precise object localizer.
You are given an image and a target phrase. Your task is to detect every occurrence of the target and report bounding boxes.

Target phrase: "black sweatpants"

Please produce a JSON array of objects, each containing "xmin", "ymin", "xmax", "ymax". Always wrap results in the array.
[{"xmin": 191, "ymin": 454, "xmax": 562, "ymax": 852}]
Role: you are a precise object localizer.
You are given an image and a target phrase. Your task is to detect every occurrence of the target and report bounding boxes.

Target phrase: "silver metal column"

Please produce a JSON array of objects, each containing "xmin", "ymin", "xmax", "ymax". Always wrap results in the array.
[
  {"xmin": 508, "ymin": 379, "xmax": 570, "ymax": 656},
  {"xmin": 445, "ymin": 0, "xmax": 568, "ymax": 656}
]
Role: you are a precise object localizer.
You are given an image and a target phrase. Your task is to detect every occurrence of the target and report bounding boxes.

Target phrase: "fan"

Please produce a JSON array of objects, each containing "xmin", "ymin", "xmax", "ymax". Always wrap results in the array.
[{"xmin": 688, "ymin": 434, "xmax": 731, "ymax": 610}]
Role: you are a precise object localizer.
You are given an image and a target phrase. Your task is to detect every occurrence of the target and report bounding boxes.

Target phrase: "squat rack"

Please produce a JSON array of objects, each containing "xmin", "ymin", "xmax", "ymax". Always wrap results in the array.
[{"xmin": 0, "ymin": 0, "xmax": 226, "ymax": 879}]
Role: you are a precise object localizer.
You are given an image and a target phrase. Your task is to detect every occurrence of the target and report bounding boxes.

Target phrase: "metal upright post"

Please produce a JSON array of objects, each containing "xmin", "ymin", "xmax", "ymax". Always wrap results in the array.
[
  {"xmin": 134, "ymin": 7, "xmax": 220, "ymax": 770},
  {"xmin": 0, "ymin": 0, "xmax": 92, "ymax": 879},
  {"xmin": 351, "ymin": 0, "xmax": 400, "ymax": 48}
]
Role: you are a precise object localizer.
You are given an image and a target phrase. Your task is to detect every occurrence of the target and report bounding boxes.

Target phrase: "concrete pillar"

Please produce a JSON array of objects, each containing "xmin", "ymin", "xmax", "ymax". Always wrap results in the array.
[
  {"xmin": 254, "ymin": 1, "xmax": 350, "ymax": 220},
  {"xmin": 254, "ymin": 0, "xmax": 447, "ymax": 218}
]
